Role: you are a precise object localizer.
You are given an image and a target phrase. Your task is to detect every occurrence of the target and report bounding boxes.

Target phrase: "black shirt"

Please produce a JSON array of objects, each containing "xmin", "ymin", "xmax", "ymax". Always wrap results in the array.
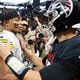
[{"xmin": 40, "ymin": 35, "xmax": 80, "ymax": 80}]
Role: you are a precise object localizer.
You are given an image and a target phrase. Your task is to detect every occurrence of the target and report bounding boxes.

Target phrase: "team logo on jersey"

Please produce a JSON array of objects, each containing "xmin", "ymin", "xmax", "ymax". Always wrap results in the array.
[{"xmin": 0, "ymin": 39, "xmax": 14, "ymax": 49}]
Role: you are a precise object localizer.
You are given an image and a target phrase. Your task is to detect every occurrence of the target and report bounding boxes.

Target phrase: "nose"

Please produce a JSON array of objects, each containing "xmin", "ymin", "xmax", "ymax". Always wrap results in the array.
[{"xmin": 17, "ymin": 24, "xmax": 23, "ymax": 28}]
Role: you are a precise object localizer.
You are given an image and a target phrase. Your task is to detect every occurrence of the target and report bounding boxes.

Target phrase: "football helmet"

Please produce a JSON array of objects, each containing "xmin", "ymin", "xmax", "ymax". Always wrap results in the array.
[{"xmin": 46, "ymin": 0, "xmax": 80, "ymax": 34}]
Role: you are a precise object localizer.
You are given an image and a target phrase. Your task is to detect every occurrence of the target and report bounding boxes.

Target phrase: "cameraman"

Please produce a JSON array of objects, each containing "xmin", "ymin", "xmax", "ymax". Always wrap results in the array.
[{"xmin": 0, "ymin": 0, "xmax": 80, "ymax": 80}]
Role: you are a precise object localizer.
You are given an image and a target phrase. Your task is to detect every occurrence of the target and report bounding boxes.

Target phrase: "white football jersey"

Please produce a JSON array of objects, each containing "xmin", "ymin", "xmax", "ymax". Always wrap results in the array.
[{"xmin": 0, "ymin": 30, "xmax": 23, "ymax": 61}]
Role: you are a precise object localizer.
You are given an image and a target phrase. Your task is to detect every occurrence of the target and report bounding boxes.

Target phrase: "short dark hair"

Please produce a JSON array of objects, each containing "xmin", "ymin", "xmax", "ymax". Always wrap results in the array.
[{"xmin": 2, "ymin": 8, "xmax": 19, "ymax": 21}]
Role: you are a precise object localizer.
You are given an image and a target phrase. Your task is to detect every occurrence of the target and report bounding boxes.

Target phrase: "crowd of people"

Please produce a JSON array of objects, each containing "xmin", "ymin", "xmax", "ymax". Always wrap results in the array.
[{"xmin": 0, "ymin": 0, "xmax": 80, "ymax": 80}]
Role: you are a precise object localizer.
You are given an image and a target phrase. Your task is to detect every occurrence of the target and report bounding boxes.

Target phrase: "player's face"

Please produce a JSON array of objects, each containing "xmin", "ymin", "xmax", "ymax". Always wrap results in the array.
[{"xmin": 7, "ymin": 17, "xmax": 23, "ymax": 33}]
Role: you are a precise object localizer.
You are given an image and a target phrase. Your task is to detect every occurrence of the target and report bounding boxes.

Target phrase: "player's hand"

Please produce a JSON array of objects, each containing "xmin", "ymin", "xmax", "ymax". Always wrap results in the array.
[{"xmin": 0, "ymin": 42, "xmax": 11, "ymax": 60}]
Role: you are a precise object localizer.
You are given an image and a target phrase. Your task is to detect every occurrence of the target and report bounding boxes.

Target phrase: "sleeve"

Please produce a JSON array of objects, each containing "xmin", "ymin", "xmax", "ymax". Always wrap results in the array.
[
  {"xmin": 39, "ymin": 63, "xmax": 56, "ymax": 80},
  {"xmin": 39, "ymin": 63, "xmax": 70, "ymax": 80}
]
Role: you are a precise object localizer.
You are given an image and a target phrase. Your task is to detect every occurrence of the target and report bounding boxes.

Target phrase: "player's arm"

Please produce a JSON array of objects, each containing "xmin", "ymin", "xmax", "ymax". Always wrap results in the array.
[
  {"xmin": 19, "ymin": 37, "xmax": 44, "ymax": 70},
  {"xmin": 0, "ymin": 42, "xmax": 42, "ymax": 80}
]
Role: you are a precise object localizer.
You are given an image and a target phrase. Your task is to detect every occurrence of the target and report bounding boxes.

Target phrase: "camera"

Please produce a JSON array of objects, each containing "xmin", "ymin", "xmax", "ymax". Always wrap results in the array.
[
  {"xmin": 28, "ymin": 39, "xmax": 35, "ymax": 45},
  {"xmin": 36, "ymin": 33, "xmax": 44, "ymax": 45}
]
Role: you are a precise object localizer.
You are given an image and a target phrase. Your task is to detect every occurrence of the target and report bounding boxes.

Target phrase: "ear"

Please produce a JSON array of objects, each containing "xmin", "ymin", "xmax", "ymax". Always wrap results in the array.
[
  {"xmin": 4, "ymin": 20, "xmax": 9, "ymax": 27},
  {"xmin": 3, "ymin": 20, "xmax": 8, "ymax": 24}
]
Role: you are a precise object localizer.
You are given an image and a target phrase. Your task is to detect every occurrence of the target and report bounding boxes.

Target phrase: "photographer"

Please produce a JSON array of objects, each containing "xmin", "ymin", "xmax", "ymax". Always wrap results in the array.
[
  {"xmin": 36, "ymin": 33, "xmax": 46, "ymax": 57},
  {"xmin": 0, "ymin": 0, "xmax": 80, "ymax": 80}
]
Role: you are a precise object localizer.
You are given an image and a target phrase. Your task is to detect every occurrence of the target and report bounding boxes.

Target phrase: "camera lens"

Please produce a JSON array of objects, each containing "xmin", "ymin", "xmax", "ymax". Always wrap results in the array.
[
  {"xmin": 38, "ymin": 33, "xmax": 44, "ymax": 38},
  {"xmin": 28, "ymin": 39, "xmax": 34, "ymax": 45}
]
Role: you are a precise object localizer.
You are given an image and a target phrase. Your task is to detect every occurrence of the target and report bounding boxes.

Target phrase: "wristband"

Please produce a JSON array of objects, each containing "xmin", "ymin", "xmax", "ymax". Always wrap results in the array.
[{"xmin": 5, "ymin": 53, "xmax": 30, "ymax": 80}]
